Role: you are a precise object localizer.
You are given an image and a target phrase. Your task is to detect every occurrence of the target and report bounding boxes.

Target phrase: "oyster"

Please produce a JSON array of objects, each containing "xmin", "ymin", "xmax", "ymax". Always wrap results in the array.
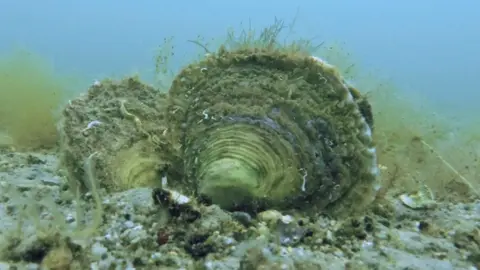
[
  {"xmin": 165, "ymin": 47, "xmax": 380, "ymax": 216},
  {"xmin": 58, "ymin": 77, "xmax": 177, "ymax": 192},
  {"xmin": 399, "ymin": 184, "xmax": 437, "ymax": 210}
]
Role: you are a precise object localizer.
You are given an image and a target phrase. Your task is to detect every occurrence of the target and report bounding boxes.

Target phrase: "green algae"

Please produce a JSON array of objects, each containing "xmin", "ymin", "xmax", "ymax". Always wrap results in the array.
[{"xmin": 0, "ymin": 50, "xmax": 68, "ymax": 150}]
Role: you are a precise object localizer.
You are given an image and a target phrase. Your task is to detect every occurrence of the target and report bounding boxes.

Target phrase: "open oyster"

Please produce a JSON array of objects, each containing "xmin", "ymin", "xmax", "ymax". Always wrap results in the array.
[{"xmin": 165, "ymin": 47, "xmax": 380, "ymax": 216}]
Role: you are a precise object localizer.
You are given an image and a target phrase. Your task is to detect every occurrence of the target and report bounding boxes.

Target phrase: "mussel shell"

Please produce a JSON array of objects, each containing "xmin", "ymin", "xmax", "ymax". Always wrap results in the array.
[{"xmin": 166, "ymin": 48, "xmax": 379, "ymax": 216}]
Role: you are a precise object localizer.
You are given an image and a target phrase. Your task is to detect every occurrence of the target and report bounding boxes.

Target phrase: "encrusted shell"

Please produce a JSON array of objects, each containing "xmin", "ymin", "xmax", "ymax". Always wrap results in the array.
[
  {"xmin": 166, "ymin": 48, "xmax": 380, "ymax": 216},
  {"xmin": 58, "ymin": 77, "xmax": 174, "ymax": 192}
]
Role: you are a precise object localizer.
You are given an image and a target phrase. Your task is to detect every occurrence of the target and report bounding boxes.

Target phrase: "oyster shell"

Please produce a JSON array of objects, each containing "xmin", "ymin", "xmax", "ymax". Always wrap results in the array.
[
  {"xmin": 165, "ymin": 47, "xmax": 380, "ymax": 216},
  {"xmin": 58, "ymin": 77, "xmax": 177, "ymax": 192},
  {"xmin": 399, "ymin": 184, "xmax": 437, "ymax": 210}
]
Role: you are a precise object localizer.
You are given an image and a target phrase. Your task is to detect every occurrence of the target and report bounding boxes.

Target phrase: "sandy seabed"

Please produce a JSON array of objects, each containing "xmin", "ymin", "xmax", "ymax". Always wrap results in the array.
[{"xmin": 0, "ymin": 150, "xmax": 478, "ymax": 270}]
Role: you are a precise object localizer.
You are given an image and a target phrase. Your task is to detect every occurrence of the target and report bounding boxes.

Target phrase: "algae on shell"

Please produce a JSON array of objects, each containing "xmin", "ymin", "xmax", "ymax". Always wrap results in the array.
[
  {"xmin": 58, "ymin": 77, "xmax": 179, "ymax": 193},
  {"xmin": 165, "ymin": 46, "xmax": 380, "ymax": 216},
  {"xmin": 57, "ymin": 47, "xmax": 381, "ymax": 218}
]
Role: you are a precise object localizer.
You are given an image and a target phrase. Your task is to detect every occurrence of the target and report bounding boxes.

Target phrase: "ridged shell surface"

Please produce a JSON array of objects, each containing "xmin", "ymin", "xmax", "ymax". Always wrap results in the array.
[
  {"xmin": 166, "ymin": 48, "xmax": 379, "ymax": 216},
  {"xmin": 59, "ymin": 77, "xmax": 174, "ymax": 192}
]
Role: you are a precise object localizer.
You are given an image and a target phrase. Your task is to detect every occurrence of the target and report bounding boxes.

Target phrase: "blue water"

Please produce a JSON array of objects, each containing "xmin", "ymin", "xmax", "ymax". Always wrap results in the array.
[{"xmin": 1, "ymin": 0, "xmax": 479, "ymax": 117}]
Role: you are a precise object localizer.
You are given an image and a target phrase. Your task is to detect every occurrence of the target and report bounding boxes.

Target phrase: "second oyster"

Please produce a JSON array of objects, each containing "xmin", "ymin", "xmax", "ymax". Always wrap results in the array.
[{"xmin": 58, "ymin": 77, "xmax": 177, "ymax": 192}]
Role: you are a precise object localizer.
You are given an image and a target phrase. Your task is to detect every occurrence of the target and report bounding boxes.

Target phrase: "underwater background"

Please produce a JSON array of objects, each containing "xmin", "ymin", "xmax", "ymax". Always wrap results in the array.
[
  {"xmin": 1, "ymin": 0, "xmax": 480, "ymax": 116},
  {"xmin": 1, "ymin": 0, "xmax": 479, "ymax": 201},
  {"xmin": 1, "ymin": 1, "xmax": 480, "ymax": 269}
]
